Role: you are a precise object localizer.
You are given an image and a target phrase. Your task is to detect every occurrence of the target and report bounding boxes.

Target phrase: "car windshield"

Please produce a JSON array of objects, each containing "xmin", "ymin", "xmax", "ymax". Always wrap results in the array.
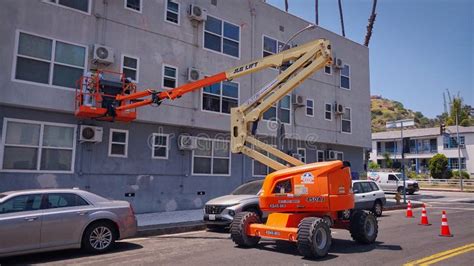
[
  {"xmin": 395, "ymin": 174, "xmax": 402, "ymax": 180},
  {"xmin": 231, "ymin": 180, "xmax": 263, "ymax": 195}
]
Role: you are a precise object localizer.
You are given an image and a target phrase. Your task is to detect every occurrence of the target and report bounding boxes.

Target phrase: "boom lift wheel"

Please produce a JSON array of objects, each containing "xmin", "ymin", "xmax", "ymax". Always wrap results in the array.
[
  {"xmin": 230, "ymin": 212, "xmax": 261, "ymax": 247},
  {"xmin": 297, "ymin": 217, "xmax": 332, "ymax": 259},
  {"xmin": 349, "ymin": 210, "xmax": 378, "ymax": 244}
]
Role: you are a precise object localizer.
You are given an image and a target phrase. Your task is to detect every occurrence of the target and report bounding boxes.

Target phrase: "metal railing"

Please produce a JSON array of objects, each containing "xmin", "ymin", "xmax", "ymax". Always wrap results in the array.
[{"xmin": 416, "ymin": 179, "xmax": 474, "ymax": 188}]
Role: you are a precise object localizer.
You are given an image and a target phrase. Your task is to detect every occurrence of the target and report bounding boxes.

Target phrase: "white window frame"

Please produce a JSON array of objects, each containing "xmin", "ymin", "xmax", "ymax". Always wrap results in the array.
[
  {"xmin": 121, "ymin": 54, "xmax": 140, "ymax": 83},
  {"xmin": 151, "ymin": 133, "xmax": 169, "ymax": 159},
  {"xmin": 341, "ymin": 107, "xmax": 352, "ymax": 134},
  {"xmin": 325, "ymin": 103, "xmax": 332, "ymax": 121},
  {"xmin": 0, "ymin": 118, "xmax": 77, "ymax": 174},
  {"xmin": 108, "ymin": 129, "xmax": 129, "ymax": 158},
  {"xmin": 192, "ymin": 138, "xmax": 231, "ymax": 176},
  {"xmin": 340, "ymin": 63, "xmax": 351, "ymax": 90},
  {"xmin": 336, "ymin": 151, "xmax": 344, "ymax": 161},
  {"xmin": 201, "ymin": 80, "xmax": 240, "ymax": 115},
  {"xmin": 317, "ymin": 150, "xmax": 325, "ymax": 162},
  {"xmin": 324, "ymin": 65, "xmax": 332, "ymax": 75},
  {"xmin": 306, "ymin": 98, "xmax": 314, "ymax": 117},
  {"xmin": 124, "ymin": 0, "xmax": 142, "ymax": 13},
  {"xmin": 43, "ymin": 0, "xmax": 92, "ymax": 15},
  {"xmin": 252, "ymin": 144, "xmax": 276, "ymax": 177},
  {"xmin": 262, "ymin": 94, "xmax": 292, "ymax": 125},
  {"xmin": 297, "ymin": 148, "xmax": 306, "ymax": 163},
  {"xmin": 162, "ymin": 64, "xmax": 178, "ymax": 89},
  {"xmin": 164, "ymin": 0, "xmax": 180, "ymax": 25},
  {"xmin": 203, "ymin": 15, "xmax": 241, "ymax": 59},
  {"xmin": 11, "ymin": 30, "xmax": 88, "ymax": 91}
]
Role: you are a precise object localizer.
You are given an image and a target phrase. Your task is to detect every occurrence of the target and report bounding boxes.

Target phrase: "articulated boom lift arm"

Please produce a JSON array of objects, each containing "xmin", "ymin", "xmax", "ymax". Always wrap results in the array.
[{"xmin": 113, "ymin": 39, "xmax": 332, "ymax": 171}]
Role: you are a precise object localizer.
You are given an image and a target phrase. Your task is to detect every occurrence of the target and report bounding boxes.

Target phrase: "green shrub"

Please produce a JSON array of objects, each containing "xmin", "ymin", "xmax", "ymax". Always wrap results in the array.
[
  {"xmin": 428, "ymin": 154, "xmax": 451, "ymax": 179},
  {"xmin": 368, "ymin": 161, "xmax": 380, "ymax": 170},
  {"xmin": 452, "ymin": 170, "xmax": 470, "ymax": 179}
]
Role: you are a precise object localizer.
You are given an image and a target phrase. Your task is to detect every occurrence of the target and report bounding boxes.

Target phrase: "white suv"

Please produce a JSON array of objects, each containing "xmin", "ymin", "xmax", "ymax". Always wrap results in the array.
[{"xmin": 352, "ymin": 180, "xmax": 386, "ymax": 217}]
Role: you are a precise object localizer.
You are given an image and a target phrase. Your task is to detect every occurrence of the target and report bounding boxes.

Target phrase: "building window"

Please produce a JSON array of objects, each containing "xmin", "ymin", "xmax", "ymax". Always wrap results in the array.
[
  {"xmin": 336, "ymin": 151, "xmax": 344, "ymax": 161},
  {"xmin": 192, "ymin": 138, "xmax": 230, "ymax": 175},
  {"xmin": 152, "ymin": 134, "xmax": 169, "ymax": 159},
  {"xmin": 1, "ymin": 119, "xmax": 76, "ymax": 172},
  {"xmin": 162, "ymin": 65, "xmax": 177, "ymax": 88},
  {"xmin": 317, "ymin": 150, "xmax": 325, "ymax": 162},
  {"xmin": 263, "ymin": 95, "xmax": 291, "ymax": 124},
  {"xmin": 202, "ymin": 81, "xmax": 239, "ymax": 114},
  {"xmin": 263, "ymin": 36, "xmax": 286, "ymax": 57},
  {"xmin": 341, "ymin": 107, "xmax": 351, "ymax": 133},
  {"xmin": 46, "ymin": 0, "xmax": 90, "ymax": 14},
  {"xmin": 377, "ymin": 142, "xmax": 382, "ymax": 153},
  {"xmin": 385, "ymin": 141, "xmax": 397, "ymax": 154},
  {"xmin": 448, "ymin": 158, "xmax": 466, "ymax": 170},
  {"xmin": 122, "ymin": 55, "xmax": 139, "ymax": 82},
  {"xmin": 109, "ymin": 129, "xmax": 128, "ymax": 158},
  {"xmin": 340, "ymin": 64, "xmax": 350, "ymax": 89},
  {"xmin": 165, "ymin": 0, "xmax": 180, "ymax": 24},
  {"xmin": 297, "ymin": 148, "xmax": 306, "ymax": 163},
  {"xmin": 253, "ymin": 145, "xmax": 277, "ymax": 176},
  {"xmin": 125, "ymin": 0, "xmax": 142, "ymax": 13},
  {"xmin": 444, "ymin": 136, "xmax": 465, "ymax": 149},
  {"xmin": 324, "ymin": 65, "xmax": 332, "ymax": 75},
  {"xmin": 306, "ymin": 99, "xmax": 314, "ymax": 117},
  {"xmin": 204, "ymin": 15, "xmax": 240, "ymax": 58},
  {"xmin": 14, "ymin": 32, "xmax": 86, "ymax": 89},
  {"xmin": 325, "ymin": 103, "xmax": 332, "ymax": 121}
]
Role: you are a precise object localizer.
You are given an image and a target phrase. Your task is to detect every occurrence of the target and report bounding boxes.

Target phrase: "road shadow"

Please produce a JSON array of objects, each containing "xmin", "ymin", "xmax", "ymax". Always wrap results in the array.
[
  {"xmin": 157, "ymin": 235, "xmax": 229, "ymax": 240},
  {"xmin": 248, "ymin": 239, "xmax": 401, "ymax": 261},
  {"xmin": 0, "ymin": 242, "xmax": 142, "ymax": 265}
]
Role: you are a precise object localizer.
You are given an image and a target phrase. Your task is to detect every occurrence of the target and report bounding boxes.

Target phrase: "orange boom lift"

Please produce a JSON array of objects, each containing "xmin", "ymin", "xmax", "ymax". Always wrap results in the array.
[{"xmin": 75, "ymin": 39, "xmax": 378, "ymax": 259}]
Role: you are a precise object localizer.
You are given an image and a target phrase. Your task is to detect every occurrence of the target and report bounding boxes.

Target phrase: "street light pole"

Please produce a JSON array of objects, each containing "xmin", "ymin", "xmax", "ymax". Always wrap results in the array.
[
  {"xmin": 401, "ymin": 121, "xmax": 406, "ymax": 204},
  {"xmin": 456, "ymin": 111, "xmax": 463, "ymax": 191}
]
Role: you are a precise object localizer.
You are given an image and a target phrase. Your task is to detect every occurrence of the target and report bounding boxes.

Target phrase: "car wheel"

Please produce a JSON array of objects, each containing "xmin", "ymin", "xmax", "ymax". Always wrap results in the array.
[
  {"xmin": 372, "ymin": 201, "xmax": 383, "ymax": 217},
  {"xmin": 82, "ymin": 221, "xmax": 117, "ymax": 253}
]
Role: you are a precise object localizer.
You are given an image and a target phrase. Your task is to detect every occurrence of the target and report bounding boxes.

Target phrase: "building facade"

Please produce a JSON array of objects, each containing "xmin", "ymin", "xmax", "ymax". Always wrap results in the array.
[
  {"xmin": 370, "ymin": 126, "xmax": 474, "ymax": 176},
  {"xmin": 0, "ymin": 0, "xmax": 371, "ymax": 213}
]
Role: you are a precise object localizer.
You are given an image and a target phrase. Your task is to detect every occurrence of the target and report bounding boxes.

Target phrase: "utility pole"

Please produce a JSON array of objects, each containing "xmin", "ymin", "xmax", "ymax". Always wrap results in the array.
[
  {"xmin": 338, "ymin": 0, "xmax": 346, "ymax": 37},
  {"xmin": 456, "ymin": 110, "xmax": 463, "ymax": 191},
  {"xmin": 315, "ymin": 0, "xmax": 319, "ymax": 25}
]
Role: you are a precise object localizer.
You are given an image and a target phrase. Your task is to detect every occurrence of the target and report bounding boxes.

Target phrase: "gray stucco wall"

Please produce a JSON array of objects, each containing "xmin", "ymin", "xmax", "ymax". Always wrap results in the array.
[{"xmin": 0, "ymin": 0, "xmax": 370, "ymax": 213}]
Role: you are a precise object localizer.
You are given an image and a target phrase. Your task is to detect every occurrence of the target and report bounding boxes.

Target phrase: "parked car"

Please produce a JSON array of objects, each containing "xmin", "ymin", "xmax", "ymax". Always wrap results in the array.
[
  {"xmin": 352, "ymin": 180, "xmax": 386, "ymax": 217},
  {"xmin": 0, "ymin": 189, "xmax": 137, "ymax": 258},
  {"xmin": 367, "ymin": 171, "xmax": 419, "ymax": 195},
  {"xmin": 203, "ymin": 180, "xmax": 263, "ymax": 230}
]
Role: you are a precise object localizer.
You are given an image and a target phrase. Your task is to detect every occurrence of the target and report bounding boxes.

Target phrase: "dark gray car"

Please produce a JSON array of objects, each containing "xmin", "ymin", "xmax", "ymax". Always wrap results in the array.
[{"xmin": 0, "ymin": 189, "xmax": 137, "ymax": 258}]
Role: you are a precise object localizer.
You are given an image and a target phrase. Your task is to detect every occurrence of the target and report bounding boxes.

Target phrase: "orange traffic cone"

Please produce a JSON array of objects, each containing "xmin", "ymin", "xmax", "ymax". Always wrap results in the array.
[
  {"xmin": 406, "ymin": 200, "xmax": 414, "ymax": 218},
  {"xmin": 418, "ymin": 203, "xmax": 431, "ymax": 226},
  {"xmin": 439, "ymin": 210, "xmax": 453, "ymax": 237}
]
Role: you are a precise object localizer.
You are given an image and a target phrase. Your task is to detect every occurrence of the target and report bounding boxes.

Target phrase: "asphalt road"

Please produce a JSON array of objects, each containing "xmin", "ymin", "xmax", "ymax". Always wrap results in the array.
[{"xmin": 1, "ymin": 190, "xmax": 472, "ymax": 266}]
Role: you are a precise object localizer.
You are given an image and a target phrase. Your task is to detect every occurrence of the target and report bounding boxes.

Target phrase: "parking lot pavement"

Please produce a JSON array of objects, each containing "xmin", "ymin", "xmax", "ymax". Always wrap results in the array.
[{"xmin": 1, "ymin": 190, "xmax": 473, "ymax": 266}]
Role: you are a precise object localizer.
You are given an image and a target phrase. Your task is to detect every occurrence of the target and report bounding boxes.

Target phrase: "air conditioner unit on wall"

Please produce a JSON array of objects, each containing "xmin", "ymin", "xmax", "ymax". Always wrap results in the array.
[
  {"xmin": 334, "ymin": 103, "xmax": 344, "ymax": 115},
  {"xmin": 79, "ymin": 125, "xmax": 103, "ymax": 143},
  {"xmin": 293, "ymin": 95, "xmax": 305, "ymax": 107},
  {"xmin": 178, "ymin": 135, "xmax": 198, "ymax": 150},
  {"xmin": 334, "ymin": 58, "xmax": 343, "ymax": 69},
  {"xmin": 188, "ymin": 5, "xmax": 207, "ymax": 22},
  {"xmin": 326, "ymin": 150, "xmax": 337, "ymax": 160},
  {"xmin": 92, "ymin": 44, "xmax": 114, "ymax": 65},
  {"xmin": 187, "ymin": 67, "xmax": 201, "ymax": 82}
]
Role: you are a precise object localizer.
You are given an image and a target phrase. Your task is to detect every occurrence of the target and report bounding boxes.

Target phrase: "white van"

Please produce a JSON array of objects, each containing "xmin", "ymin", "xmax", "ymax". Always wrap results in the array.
[{"xmin": 367, "ymin": 172, "xmax": 419, "ymax": 195}]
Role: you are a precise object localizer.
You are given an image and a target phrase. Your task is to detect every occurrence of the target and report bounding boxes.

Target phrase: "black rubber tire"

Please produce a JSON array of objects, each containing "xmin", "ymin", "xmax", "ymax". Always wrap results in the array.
[
  {"xmin": 297, "ymin": 217, "xmax": 332, "ymax": 259},
  {"xmin": 82, "ymin": 221, "xmax": 117, "ymax": 253},
  {"xmin": 372, "ymin": 200, "xmax": 383, "ymax": 217},
  {"xmin": 230, "ymin": 212, "xmax": 261, "ymax": 247},
  {"xmin": 349, "ymin": 210, "xmax": 378, "ymax": 244}
]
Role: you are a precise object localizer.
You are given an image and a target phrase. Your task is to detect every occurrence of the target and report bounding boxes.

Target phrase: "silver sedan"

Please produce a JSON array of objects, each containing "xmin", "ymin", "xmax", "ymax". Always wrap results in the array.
[{"xmin": 0, "ymin": 189, "xmax": 137, "ymax": 258}]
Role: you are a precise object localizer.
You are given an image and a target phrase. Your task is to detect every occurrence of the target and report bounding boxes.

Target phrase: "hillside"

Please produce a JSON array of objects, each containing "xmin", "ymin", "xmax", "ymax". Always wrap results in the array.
[{"xmin": 371, "ymin": 96, "xmax": 438, "ymax": 132}]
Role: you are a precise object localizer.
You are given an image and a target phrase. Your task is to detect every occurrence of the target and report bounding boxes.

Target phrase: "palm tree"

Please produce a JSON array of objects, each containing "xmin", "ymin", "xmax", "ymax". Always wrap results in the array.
[
  {"xmin": 285, "ymin": 0, "xmax": 289, "ymax": 12},
  {"xmin": 338, "ymin": 0, "xmax": 346, "ymax": 37}
]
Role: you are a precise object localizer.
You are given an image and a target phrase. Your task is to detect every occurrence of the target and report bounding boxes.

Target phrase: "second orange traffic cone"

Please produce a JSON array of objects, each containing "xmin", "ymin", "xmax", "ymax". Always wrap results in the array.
[
  {"xmin": 418, "ymin": 203, "xmax": 431, "ymax": 226},
  {"xmin": 439, "ymin": 210, "xmax": 453, "ymax": 237},
  {"xmin": 406, "ymin": 200, "xmax": 414, "ymax": 218}
]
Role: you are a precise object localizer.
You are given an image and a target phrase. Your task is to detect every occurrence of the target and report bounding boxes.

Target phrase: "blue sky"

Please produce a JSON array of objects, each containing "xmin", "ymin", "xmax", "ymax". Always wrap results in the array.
[{"xmin": 266, "ymin": 0, "xmax": 473, "ymax": 118}]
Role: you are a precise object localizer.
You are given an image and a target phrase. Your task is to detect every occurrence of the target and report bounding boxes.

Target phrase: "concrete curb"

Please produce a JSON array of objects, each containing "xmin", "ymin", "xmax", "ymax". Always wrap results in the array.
[
  {"xmin": 420, "ymin": 188, "xmax": 474, "ymax": 193},
  {"xmin": 136, "ymin": 221, "xmax": 206, "ymax": 237}
]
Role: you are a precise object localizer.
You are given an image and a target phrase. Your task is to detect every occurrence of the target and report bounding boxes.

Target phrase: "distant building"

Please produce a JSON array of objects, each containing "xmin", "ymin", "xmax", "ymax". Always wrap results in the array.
[{"xmin": 370, "ymin": 126, "xmax": 474, "ymax": 175}]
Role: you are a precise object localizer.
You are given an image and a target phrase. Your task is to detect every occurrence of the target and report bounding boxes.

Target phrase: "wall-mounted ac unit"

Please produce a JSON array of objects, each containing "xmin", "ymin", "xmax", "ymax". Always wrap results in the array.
[
  {"xmin": 334, "ymin": 103, "xmax": 344, "ymax": 115},
  {"xmin": 293, "ymin": 95, "xmax": 305, "ymax": 107},
  {"xmin": 188, "ymin": 4, "xmax": 207, "ymax": 21},
  {"xmin": 326, "ymin": 150, "xmax": 337, "ymax": 160},
  {"xmin": 178, "ymin": 135, "xmax": 198, "ymax": 150},
  {"xmin": 187, "ymin": 67, "xmax": 201, "ymax": 82},
  {"xmin": 79, "ymin": 125, "xmax": 103, "ymax": 143},
  {"xmin": 334, "ymin": 58, "xmax": 343, "ymax": 69},
  {"xmin": 92, "ymin": 44, "xmax": 114, "ymax": 65}
]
